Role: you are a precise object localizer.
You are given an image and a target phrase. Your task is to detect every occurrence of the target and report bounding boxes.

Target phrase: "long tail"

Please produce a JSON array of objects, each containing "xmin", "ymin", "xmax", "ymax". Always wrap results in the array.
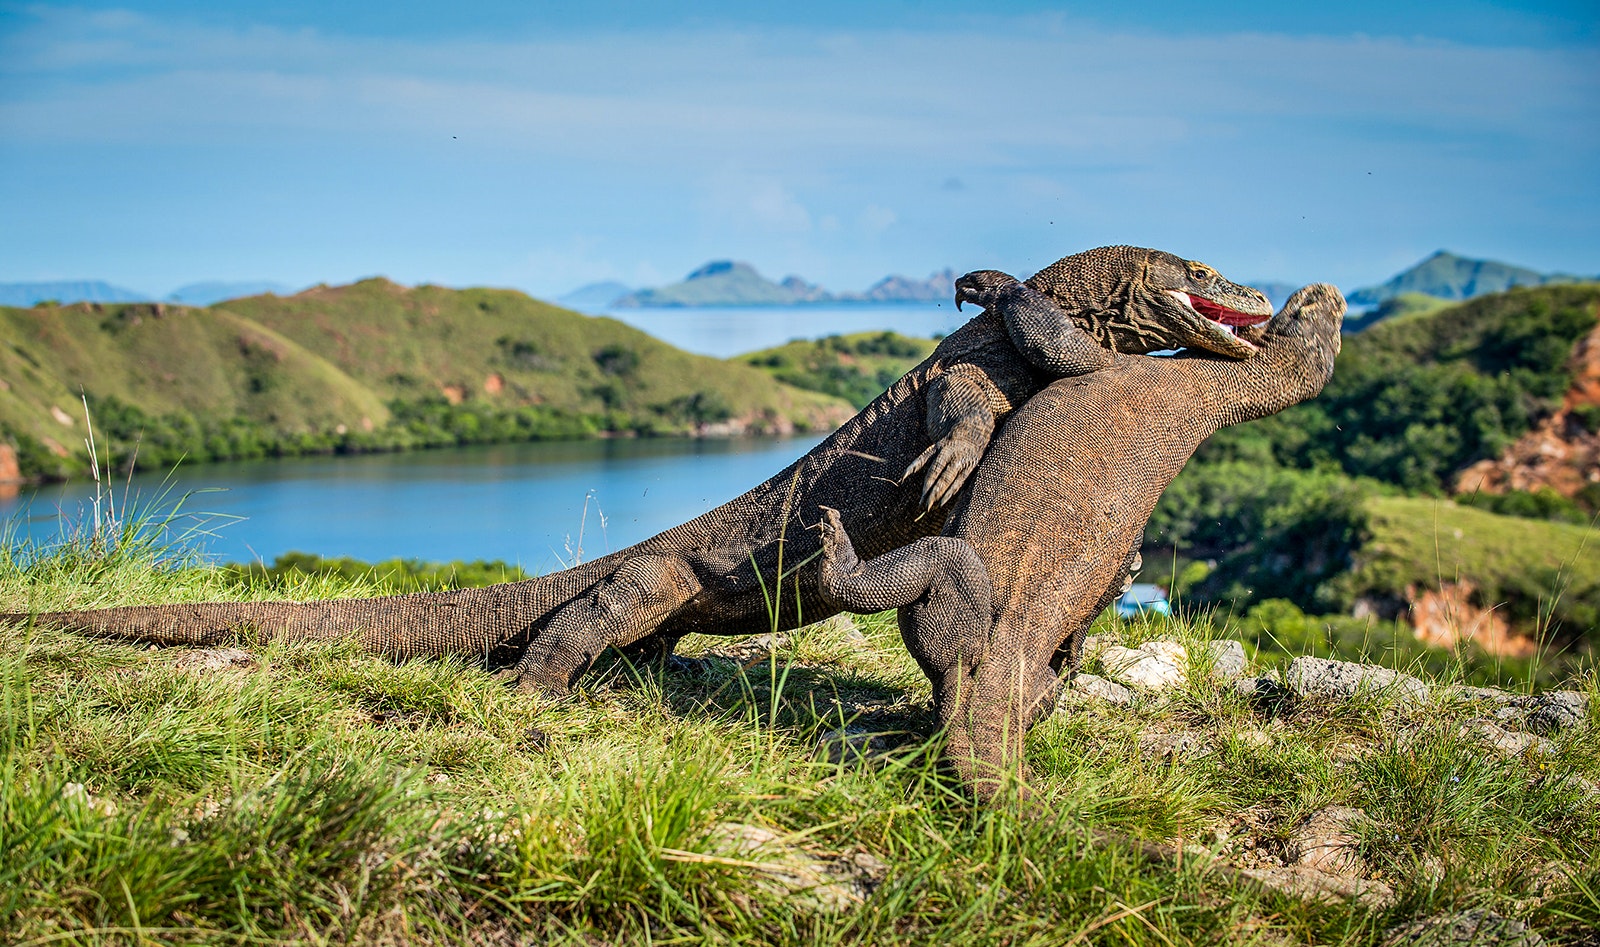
[{"xmin": 1, "ymin": 556, "xmax": 619, "ymax": 663}]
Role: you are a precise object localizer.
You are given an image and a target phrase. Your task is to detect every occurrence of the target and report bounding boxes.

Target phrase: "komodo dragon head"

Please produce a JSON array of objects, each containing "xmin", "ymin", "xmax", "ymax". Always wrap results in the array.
[{"xmin": 958, "ymin": 245, "xmax": 1274, "ymax": 359}]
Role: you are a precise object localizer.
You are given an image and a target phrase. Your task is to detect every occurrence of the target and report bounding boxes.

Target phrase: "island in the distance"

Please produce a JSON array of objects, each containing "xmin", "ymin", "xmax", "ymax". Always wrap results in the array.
[{"xmin": 572, "ymin": 260, "xmax": 957, "ymax": 308}]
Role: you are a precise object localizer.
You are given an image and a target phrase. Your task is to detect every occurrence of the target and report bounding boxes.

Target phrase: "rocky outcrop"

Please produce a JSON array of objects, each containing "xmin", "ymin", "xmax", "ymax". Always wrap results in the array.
[
  {"xmin": 1406, "ymin": 581, "xmax": 1535, "ymax": 658},
  {"xmin": 1454, "ymin": 320, "xmax": 1600, "ymax": 500}
]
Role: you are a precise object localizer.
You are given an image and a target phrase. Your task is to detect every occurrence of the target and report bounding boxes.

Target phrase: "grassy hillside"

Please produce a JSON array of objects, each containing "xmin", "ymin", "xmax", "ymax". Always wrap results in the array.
[
  {"xmin": 742, "ymin": 331, "xmax": 939, "ymax": 408},
  {"xmin": 1341, "ymin": 291, "xmax": 1451, "ymax": 333},
  {"xmin": 0, "ymin": 283, "xmax": 853, "ymax": 480},
  {"xmin": 1347, "ymin": 497, "xmax": 1599, "ymax": 632},
  {"xmin": 3, "ymin": 531, "xmax": 1597, "ymax": 944}
]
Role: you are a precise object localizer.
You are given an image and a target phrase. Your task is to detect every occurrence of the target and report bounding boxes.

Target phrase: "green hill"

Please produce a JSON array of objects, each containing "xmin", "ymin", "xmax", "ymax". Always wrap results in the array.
[
  {"xmin": 1347, "ymin": 250, "xmax": 1592, "ymax": 307},
  {"xmin": 0, "ymin": 281, "xmax": 853, "ymax": 480},
  {"xmin": 1341, "ymin": 291, "xmax": 1450, "ymax": 333},
  {"xmin": 742, "ymin": 331, "xmax": 938, "ymax": 408}
]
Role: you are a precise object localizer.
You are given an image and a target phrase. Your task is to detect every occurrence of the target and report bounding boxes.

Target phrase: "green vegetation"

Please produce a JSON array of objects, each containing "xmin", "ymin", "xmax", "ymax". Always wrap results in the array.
[
  {"xmin": 1145, "ymin": 285, "xmax": 1600, "ymax": 647},
  {"xmin": 220, "ymin": 552, "xmax": 530, "ymax": 593},
  {"xmin": 1342, "ymin": 292, "xmax": 1450, "ymax": 333},
  {"xmin": 3, "ymin": 526, "xmax": 1597, "ymax": 944},
  {"xmin": 743, "ymin": 331, "xmax": 938, "ymax": 408},
  {"xmin": 0, "ymin": 282, "xmax": 852, "ymax": 482},
  {"xmin": 1199, "ymin": 284, "xmax": 1600, "ymax": 494}
]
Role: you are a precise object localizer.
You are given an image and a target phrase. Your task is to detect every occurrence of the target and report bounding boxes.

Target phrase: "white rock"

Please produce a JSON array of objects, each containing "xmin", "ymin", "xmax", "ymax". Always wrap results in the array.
[
  {"xmin": 1062, "ymin": 672, "xmax": 1134, "ymax": 707},
  {"xmin": 1286, "ymin": 656, "xmax": 1428, "ymax": 706},
  {"xmin": 1291, "ymin": 805, "xmax": 1366, "ymax": 875},
  {"xmin": 1203, "ymin": 640, "xmax": 1249, "ymax": 681},
  {"xmin": 1100, "ymin": 644, "xmax": 1186, "ymax": 691},
  {"xmin": 1461, "ymin": 719, "xmax": 1556, "ymax": 760}
]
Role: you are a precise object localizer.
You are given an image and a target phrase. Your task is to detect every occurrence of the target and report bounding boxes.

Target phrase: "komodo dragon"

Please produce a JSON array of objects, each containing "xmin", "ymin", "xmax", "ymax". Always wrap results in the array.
[
  {"xmin": 5, "ymin": 248, "xmax": 1271, "ymax": 694},
  {"xmin": 818, "ymin": 281, "xmax": 1345, "ymax": 794}
]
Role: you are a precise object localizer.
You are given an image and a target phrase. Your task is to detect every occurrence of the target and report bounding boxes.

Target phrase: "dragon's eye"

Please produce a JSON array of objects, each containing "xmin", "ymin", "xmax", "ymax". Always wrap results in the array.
[{"xmin": 1190, "ymin": 265, "xmax": 1213, "ymax": 282}]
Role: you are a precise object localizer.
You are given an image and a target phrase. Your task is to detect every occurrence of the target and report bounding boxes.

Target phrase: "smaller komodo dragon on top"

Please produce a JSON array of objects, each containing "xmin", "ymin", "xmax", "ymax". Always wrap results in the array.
[
  {"xmin": 5, "ymin": 247, "xmax": 1272, "ymax": 695},
  {"xmin": 818, "ymin": 280, "xmax": 1345, "ymax": 796}
]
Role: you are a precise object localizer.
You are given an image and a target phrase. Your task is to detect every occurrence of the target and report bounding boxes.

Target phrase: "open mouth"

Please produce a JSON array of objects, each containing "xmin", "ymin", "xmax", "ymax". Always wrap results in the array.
[{"xmin": 1167, "ymin": 290, "xmax": 1272, "ymax": 328}]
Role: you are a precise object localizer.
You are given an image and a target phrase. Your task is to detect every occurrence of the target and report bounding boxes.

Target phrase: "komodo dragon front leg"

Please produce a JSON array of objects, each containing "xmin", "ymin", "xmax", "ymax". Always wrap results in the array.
[{"xmin": 907, "ymin": 271, "xmax": 1114, "ymax": 510}]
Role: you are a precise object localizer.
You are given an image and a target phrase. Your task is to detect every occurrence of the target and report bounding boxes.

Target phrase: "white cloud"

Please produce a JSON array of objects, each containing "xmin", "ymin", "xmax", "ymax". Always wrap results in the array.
[{"xmin": 1, "ymin": 6, "xmax": 1595, "ymax": 290}]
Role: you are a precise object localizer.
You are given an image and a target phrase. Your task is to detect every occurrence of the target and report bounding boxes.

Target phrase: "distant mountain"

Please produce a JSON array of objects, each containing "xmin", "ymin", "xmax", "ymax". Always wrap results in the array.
[
  {"xmin": 613, "ymin": 261, "xmax": 810, "ymax": 307},
  {"xmin": 556, "ymin": 280, "xmax": 633, "ymax": 311},
  {"xmin": 840, "ymin": 269, "xmax": 956, "ymax": 303},
  {"xmin": 167, "ymin": 281, "xmax": 294, "ymax": 306},
  {"xmin": 0, "ymin": 280, "xmax": 150, "ymax": 307},
  {"xmin": 613, "ymin": 261, "xmax": 958, "ymax": 307},
  {"xmin": 1347, "ymin": 251, "xmax": 1593, "ymax": 307}
]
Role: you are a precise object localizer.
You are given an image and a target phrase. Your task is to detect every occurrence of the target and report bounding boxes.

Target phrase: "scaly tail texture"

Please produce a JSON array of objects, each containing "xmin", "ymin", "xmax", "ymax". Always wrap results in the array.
[{"xmin": 1, "ymin": 556, "xmax": 617, "ymax": 662}]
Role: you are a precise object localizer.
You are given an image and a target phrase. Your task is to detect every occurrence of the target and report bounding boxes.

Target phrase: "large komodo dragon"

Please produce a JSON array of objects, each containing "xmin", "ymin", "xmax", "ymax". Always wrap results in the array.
[
  {"xmin": 6, "ymin": 247, "xmax": 1272, "ymax": 694},
  {"xmin": 818, "ymin": 281, "xmax": 1344, "ymax": 794}
]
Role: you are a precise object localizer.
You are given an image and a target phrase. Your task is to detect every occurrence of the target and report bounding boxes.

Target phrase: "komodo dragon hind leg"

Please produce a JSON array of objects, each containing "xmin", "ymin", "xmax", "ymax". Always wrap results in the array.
[
  {"xmin": 504, "ymin": 554, "xmax": 702, "ymax": 694},
  {"xmin": 815, "ymin": 505, "xmax": 993, "ymax": 708}
]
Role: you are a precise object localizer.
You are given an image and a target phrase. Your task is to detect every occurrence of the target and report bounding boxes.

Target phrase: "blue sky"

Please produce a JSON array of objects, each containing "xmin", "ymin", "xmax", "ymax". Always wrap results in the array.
[{"xmin": 2, "ymin": 1, "xmax": 1596, "ymax": 298}]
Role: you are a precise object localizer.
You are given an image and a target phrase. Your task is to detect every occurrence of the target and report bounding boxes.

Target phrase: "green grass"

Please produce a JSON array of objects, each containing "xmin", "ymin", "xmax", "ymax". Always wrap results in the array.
[{"xmin": 3, "ymin": 529, "xmax": 1598, "ymax": 944}]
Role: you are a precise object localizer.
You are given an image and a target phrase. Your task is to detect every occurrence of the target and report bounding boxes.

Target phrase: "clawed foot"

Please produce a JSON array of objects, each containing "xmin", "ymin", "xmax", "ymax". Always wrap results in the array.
[
  {"xmin": 815, "ymin": 505, "xmax": 860, "ymax": 574},
  {"xmin": 494, "ymin": 666, "xmax": 574, "ymax": 697},
  {"xmin": 953, "ymin": 269, "xmax": 1021, "ymax": 312},
  {"xmin": 903, "ymin": 438, "xmax": 982, "ymax": 511}
]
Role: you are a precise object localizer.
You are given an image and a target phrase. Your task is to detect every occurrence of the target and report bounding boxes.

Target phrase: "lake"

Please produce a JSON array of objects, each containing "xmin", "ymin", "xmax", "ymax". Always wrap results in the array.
[{"xmin": 1, "ymin": 436, "xmax": 826, "ymax": 571}]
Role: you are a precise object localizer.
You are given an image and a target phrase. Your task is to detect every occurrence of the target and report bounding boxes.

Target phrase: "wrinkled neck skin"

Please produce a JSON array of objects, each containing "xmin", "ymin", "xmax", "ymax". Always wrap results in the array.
[{"xmin": 1025, "ymin": 246, "xmax": 1146, "ymax": 352}]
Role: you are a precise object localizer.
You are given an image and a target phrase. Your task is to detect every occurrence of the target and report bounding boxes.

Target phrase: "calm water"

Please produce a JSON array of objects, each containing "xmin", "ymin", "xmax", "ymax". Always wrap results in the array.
[
  {"xmin": 595, "ymin": 301, "xmax": 965, "ymax": 357},
  {"xmin": 1, "ymin": 436, "xmax": 826, "ymax": 571}
]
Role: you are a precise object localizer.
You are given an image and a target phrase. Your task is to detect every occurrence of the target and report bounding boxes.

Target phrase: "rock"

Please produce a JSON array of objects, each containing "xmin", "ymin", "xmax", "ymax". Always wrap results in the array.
[
  {"xmin": 1286, "ymin": 656, "xmax": 1428, "ymax": 706},
  {"xmin": 1449, "ymin": 684, "xmax": 1518, "ymax": 706},
  {"xmin": 1138, "ymin": 729, "xmax": 1211, "ymax": 761},
  {"xmin": 1078, "ymin": 634, "xmax": 1112, "ymax": 662},
  {"xmin": 1290, "ymin": 805, "xmax": 1366, "ymax": 875},
  {"xmin": 1141, "ymin": 639, "xmax": 1188, "ymax": 666},
  {"xmin": 1203, "ymin": 639, "xmax": 1249, "ymax": 681},
  {"xmin": 708, "ymin": 823, "xmax": 885, "ymax": 912},
  {"xmin": 816, "ymin": 726, "xmax": 896, "ymax": 765},
  {"xmin": 171, "ymin": 648, "xmax": 257, "ymax": 672},
  {"xmin": 1100, "ymin": 643, "xmax": 1186, "ymax": 692},
  {"xmin": 812, "ymin": 613, "xmax": 867, "ymax": 644},
  {"xmin": 1061, "ymin": 672, "xmax": 1134, "ymax": 707},
  {"xmin": 1233, "ymin": 728, "xmax": 1273, "ymax": 750},
  {"xmin": 1243, "ymin": 865, "xmax": 1394, "ymax": 906},
  {"xmin": 1462, "ymin": 719, "xmax": 1556, "ymax": 761},
  {"xmin": 1381, "ymin": 908, "xmax": 1543, "ymax": 947},
  {"xmin": 1525, "ymin": 690, "xmax": 1588, "ymax": 735}
]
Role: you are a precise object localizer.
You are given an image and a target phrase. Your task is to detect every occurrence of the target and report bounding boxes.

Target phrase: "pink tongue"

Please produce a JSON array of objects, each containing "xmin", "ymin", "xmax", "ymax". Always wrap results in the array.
[{"xmin": 1192, "ymin": 295, "xmax": 1270, "ymax": 326}]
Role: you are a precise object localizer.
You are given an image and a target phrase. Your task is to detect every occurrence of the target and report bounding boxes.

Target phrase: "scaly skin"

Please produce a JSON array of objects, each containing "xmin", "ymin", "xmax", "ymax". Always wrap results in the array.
[
  {"xmin": 4, "ymin": 247, "xmax": 1270, "ymax": 695},
  {"xmin": 818, "ymin": 282, "xmax": 1345, "ymax": 796}
]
